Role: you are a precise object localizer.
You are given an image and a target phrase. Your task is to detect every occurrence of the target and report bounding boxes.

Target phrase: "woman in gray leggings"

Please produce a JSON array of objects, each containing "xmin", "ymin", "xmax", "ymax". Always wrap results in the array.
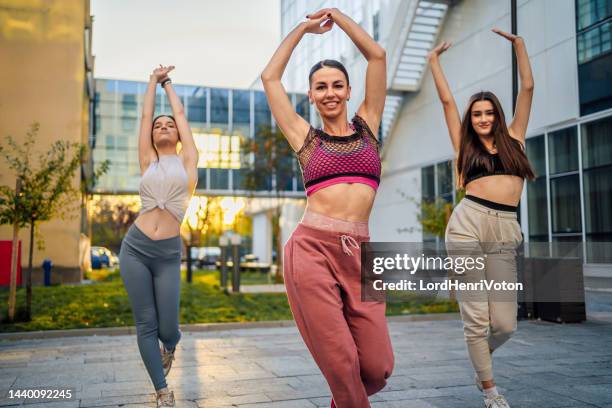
[
  {"xmin": 119, "ymin": 65, "xmax": 199, "ymax": 408},
  {"xmin": 429, "ymin": 29, "xmax": 535, "ymax": 408}
]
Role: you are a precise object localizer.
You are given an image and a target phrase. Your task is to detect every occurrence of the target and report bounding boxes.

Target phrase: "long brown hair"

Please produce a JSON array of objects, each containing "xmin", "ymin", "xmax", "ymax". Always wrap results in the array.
[{"xmin": 456, "ymin": 91, "xmax": 534, "ymax": 188}]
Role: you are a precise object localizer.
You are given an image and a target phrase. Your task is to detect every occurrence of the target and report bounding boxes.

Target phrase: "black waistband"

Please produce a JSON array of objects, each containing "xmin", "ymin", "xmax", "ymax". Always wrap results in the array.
[{"xmin": 464, "ymin": 195, "xmax": 518, "ymax": 212}]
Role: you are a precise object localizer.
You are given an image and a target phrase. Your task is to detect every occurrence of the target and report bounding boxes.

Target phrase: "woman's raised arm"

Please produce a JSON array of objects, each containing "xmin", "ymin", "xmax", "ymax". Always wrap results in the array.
[
  {"xmin": 160, "ymin": 67, "xmax": 199, "ymax": 172},
  {"xmin": 428, "ymin": 42, "xmax": 462, "ymax": 154},
  {"xmin": 138, "ymin": 68, "xmax": 166, "ymax": 173},
  {"xmin": 261, "ymin": 14, "xmax": 333, "ymax": 151},
  {"xmin": 492, "ymin": 29, "xmax": 534, "ymax": 143}
]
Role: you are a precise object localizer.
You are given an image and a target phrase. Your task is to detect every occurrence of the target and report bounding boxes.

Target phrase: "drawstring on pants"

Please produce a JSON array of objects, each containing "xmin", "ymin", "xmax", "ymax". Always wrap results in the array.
[
  {"xmin": 495, "ymin": 212, "xmax": 506, "ymax": 243},
  {"xmin": 340, "ymin": 235, "xmax": 360, "ymax": 256}
]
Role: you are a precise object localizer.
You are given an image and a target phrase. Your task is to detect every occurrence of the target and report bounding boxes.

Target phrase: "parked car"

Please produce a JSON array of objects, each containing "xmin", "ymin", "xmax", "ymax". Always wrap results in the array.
[
  {"xmin": 216, "ymin": 253, "xmax": 271, "ymax": 273},
  {"xmin": 91, "ymin": 246, "xmax": 119, "ymax": 269},
  {"xmin": 187, "ymin": 247, "xmax": 222, "ymax": 269}
]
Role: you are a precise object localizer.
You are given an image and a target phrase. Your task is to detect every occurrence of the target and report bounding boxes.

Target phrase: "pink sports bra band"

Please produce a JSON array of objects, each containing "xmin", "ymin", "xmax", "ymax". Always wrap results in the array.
[{"xmin": 305, "ymin": 175, "xmax": 379, "ymax": 196}]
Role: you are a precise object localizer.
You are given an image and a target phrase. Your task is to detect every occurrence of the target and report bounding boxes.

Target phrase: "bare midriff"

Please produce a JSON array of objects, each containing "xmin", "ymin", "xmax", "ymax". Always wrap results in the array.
[
  {"xmin": 134, "ymin": 208, "xmax": 181, "ymax": 240},
  {"xmin": 305, "ymin": 182, "xmax": 376, "ymax": 222},
  {"xmin": 465, "ymin": 174, "xmax": 524, "ymax": 206}
]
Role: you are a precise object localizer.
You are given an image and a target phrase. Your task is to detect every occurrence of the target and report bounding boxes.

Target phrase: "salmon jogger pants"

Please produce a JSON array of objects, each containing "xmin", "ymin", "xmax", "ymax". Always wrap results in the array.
[{"xmin": 283, "ymin": 213, "xmax": 394, "ymax": 408}]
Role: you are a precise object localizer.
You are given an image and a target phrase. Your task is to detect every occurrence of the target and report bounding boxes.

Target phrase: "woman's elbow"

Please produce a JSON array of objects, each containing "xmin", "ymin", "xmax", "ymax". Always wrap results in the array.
[
  {"xmin": 370, "ymin": 47, "xmax": 386, "ymax": 62},
  {"xmin": 260, "ymin": 71, "xmax": 278, "ymax": 84}
]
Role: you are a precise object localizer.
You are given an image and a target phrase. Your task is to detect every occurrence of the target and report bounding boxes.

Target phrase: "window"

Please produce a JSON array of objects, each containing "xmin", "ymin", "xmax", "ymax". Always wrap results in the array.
[
  {"xmin": 582, "ymin": 115, "xmax": 612, "ymax": 262},
  {"xmin": 209, "ymin": 168, "xmax": 229, "ymax": 190},
  {"xmin": 576, "ymin": 0, "xmax": 612, "ymax": 31},
  {"xmin": 232, "ymin": 90, "xmax": 251, "ymax": 137},
  {"xmin": 121, "ymin": 94, "xmax": 137, "ymax": 117},
  {"xmin": 548, "ymin": 126, "xmax": 582, "ymax": 240},
  {"xmin": 421, "ymin": 160, "xmax": 454, "ymax": 242},
  {"xmin": 548, "ymin": 126, "xmax": 579, "ymax": 174},
  {"xmin": 577, "ymin": 20, "xmax": 611, "ymax": 63},
  {"xmin": 550, "ymin": 175, "xmax": 582, "ymax": 234},
  {"xmin": 421, "ymin": 165, "xmax": 435, "ymax": 202},
  {"xmin": 210, "ymin": 88, "xmax": 229, "ymax": 131},
  {"xmin": 576, "ymin": 0, "xmax": 612, "ymax": 114},
  {"xmin": 526, "ymin": 136, "xmax": 549, "ymax": 241},
  {"xmin": 436, "ymin": 161, "xmax": 453, "ymax": 203},
  {"xmin": 254, "ymin": 91, "xmax": 271, "ymax": 132},
  {"xmin": 194, "ymin": 133, "xmax": 241, "ymax": 169},
  {"xmin": 121, "ymin": 117, "xmax": 136, "ymax": 132},
  {"xmin": 187, "ymin": 87, "xmax": 206, "ymax": 125},
  {"xmin": 196, "ymin": 168, "xmax": 207, "ymax": 190}
]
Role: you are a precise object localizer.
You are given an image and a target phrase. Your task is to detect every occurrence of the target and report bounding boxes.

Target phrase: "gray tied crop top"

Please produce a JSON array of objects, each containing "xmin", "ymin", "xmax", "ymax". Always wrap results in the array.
[{"xmin": 139, "ymin": 154, "xmax": 190, "ymax": 222}]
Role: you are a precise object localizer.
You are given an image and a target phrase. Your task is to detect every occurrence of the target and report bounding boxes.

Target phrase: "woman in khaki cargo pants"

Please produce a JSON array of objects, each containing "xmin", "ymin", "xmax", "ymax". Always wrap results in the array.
[{"xmin": 429, "ymin": 29, "xmax": 536, "ymax": 408}]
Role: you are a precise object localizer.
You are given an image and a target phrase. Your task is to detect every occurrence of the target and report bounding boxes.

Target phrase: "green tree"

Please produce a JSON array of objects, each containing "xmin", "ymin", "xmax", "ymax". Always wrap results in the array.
[
  {"xmin": 0, "ymin": 123, "xmax": 108, "ymax": 321},
  {"xmin": 240, "ymin": 125, "xmax": 294, "ymax": 282},
  {"xmin": 91, "ymin": 196, "xmax": 139, "ymax": 253},
  {"xmin": 397, "ymin": 185, "xmax": 465, "ymax": 238}
]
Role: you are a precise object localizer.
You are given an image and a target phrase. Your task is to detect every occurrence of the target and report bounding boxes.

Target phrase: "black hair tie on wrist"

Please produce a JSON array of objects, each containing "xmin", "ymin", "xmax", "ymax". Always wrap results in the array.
[{"xmin": 161, "ymin": 78, "xmax": 172, "ymax": 88}]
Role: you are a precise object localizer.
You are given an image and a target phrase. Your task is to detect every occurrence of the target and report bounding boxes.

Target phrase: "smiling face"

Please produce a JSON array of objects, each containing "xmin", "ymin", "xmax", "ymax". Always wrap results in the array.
[
  {"xmin": 470, "ymin": 99, "xmax": 496, "ymax": 137},
  {"xmin": 151, "ymin": 115, "xmax": 179, "ymax": 149},
  {"xmin": 308, "ymin": 66, "xmax": 351, "ymax": 121}
]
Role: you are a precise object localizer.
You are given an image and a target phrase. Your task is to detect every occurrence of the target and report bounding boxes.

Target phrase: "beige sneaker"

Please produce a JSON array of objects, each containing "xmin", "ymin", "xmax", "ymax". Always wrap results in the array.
[
  {"xmin": 161, "ymin": 346, "xmax": 175, "ymax": 377},
  {"xmin": 156, "ymin": 389, "xmax": 175, "ymax": 407}
]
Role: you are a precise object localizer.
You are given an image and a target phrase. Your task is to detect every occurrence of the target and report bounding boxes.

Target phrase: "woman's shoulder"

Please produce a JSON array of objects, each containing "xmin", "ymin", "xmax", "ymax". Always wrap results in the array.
[{"xmin": 352, "ymin": 114, "xmax": 380, "ymax": 145}]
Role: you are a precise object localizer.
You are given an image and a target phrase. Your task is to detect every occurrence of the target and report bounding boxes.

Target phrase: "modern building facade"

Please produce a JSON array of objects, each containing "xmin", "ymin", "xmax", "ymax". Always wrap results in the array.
[
  {"xmin": 281, "ymin": 0, "xmax": 612, "ymax": 275},
  {"xmin": 93, "ymin": 79, "xmax": 310, "ymax": 197},
  {"xmin": 0, "ymin": 0, "xmax": 95, "ymax": 283}
]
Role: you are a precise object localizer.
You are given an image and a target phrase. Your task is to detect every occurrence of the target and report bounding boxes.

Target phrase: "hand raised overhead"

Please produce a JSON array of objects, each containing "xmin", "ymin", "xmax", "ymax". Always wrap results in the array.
[
  {"xmin": 428, "ymin": 41, "xmax": 451, "ymax": 60},
  {"xmin": 151, "ymin": 64, "xmax": 175, "ymax": 83},
  {"xmin": 303, "ymin": 9, "xmax": 334, "ymax": 34},
  {"xmin": 492, "ymin": 28, "xmax": 523, "ymax": 43}
]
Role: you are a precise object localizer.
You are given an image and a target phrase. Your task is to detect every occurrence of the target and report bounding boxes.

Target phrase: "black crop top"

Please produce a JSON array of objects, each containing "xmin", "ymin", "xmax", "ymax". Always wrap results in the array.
[{"xmin": 464, "ymin": 153, "xmax": 521, "ymax": 185}]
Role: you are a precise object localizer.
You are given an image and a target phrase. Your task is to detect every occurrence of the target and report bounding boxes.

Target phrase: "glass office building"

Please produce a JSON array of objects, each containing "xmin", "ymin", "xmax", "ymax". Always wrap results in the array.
[{"xmin": 92, "ymin": 79, "xmax": 310, "ymax": 197}]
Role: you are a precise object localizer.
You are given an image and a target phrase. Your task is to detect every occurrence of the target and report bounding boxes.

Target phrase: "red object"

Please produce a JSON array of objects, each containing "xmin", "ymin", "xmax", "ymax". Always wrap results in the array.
[{"xmin": 0, "ymin": 240, "xmax": 22, "ymax": 287}]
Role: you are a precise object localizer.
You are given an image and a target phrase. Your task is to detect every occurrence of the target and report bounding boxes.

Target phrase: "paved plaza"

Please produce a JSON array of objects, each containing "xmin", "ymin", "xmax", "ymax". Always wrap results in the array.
[{"xmin": 1, "ymin": 315, "xmax": 611, "ymax": 408}]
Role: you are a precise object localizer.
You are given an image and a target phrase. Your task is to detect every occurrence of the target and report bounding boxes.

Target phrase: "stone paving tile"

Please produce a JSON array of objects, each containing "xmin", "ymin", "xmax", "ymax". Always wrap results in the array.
[
  {"xmin": 238, "ymin": 400, "xmax": 317, "ymax": 408},
  {"xmin": 1, "ymin": 319, "xmax": 611, "ymax": 407}
]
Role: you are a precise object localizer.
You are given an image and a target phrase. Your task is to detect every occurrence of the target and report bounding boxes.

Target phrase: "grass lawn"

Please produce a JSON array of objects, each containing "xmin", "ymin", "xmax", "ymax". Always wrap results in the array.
[{"xmin": 0, "ymin": 268, "xmax": 458, "ymax": 332}]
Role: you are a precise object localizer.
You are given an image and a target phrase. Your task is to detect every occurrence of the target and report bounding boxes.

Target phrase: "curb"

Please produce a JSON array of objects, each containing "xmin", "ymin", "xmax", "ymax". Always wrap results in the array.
[{"xmin": 0, "ymin": 313, "xmax": 461, "ymax": 341}]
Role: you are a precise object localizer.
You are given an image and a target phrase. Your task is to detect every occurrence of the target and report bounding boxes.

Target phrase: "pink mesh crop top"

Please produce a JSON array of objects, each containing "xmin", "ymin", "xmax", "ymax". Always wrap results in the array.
[{"xmin": 296, "ymin": 114, "xmax": 381, "ymax": 196}]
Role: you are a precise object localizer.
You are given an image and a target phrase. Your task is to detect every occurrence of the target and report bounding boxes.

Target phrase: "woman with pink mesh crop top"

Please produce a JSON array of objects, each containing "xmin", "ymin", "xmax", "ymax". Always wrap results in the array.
[
  {"xmin": 261, "ymin": 8, "xmax": 393, "ymax": 408},
  {"xmin": 118, "ymin": 65, "xmax": 198, "ymax": 408}
]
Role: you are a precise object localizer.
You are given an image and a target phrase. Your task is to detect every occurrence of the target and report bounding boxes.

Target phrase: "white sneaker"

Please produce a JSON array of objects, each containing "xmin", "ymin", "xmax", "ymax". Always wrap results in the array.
[
  {"xmin": 161, "ymin": 346, "xmax": 175, "ymax": 377},
  {"xmin": 485, "ymin": 394, "xmax": 510, "ymax": 408},
  {"xmin": 156, "ymin": 390, "xmax": 175, "ymax": 407}
]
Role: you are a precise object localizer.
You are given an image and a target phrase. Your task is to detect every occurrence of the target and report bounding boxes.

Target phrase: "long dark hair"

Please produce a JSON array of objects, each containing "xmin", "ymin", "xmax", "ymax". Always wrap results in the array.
[
  {"xmin": 456, "ymin": 91, "xmax": 535, "ymax": 188},
  {"xmin": 151, "ymin": 114, "xmax": 177, "ymax": 158},
  {"xmin": 309, "ymin": 59, "xmax": 350, "ymax": 86}
]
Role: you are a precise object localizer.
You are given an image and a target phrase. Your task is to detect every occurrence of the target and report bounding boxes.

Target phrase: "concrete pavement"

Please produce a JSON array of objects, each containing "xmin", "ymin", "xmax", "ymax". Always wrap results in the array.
[{"xmin": 1, "ymin": 316, "xmax": 611, "ymax": 407}]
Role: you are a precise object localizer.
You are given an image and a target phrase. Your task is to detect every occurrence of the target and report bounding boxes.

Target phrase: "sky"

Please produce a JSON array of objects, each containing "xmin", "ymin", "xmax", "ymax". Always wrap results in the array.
[{"xmin": 91, "ymin": 0, "xmax": 280, "ymax": 89}]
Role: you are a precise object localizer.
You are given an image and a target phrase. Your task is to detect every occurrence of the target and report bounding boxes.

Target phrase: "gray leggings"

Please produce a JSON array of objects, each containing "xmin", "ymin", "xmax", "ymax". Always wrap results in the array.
[{"xmin": 119, "ymin": 223, "xmax": 182, "ymax": 391}]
